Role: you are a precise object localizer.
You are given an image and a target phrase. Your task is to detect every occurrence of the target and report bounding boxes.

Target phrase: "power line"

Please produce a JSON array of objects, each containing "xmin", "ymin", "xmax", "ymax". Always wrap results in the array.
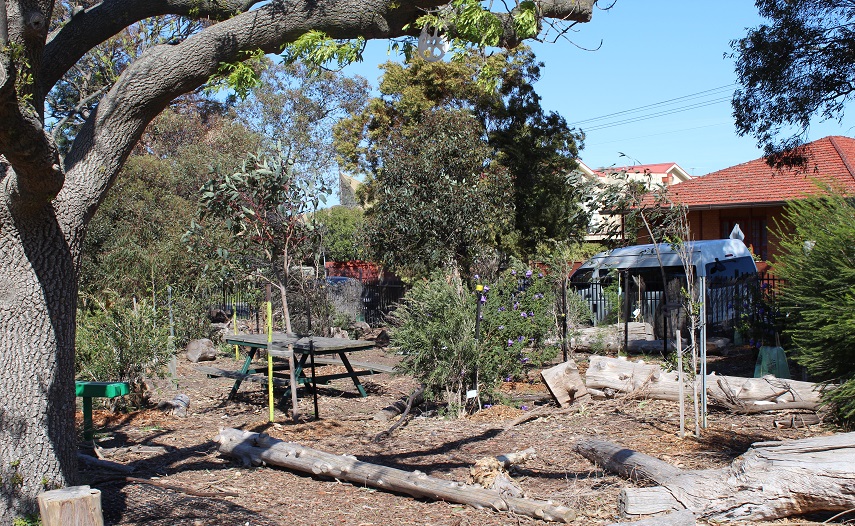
[
  {"xmin": 581, "ymin": 96, "xmax": 732, "ymax": 132},
  {"xmin": 568, "ymin": 84, "xmax": 736, "ymax": 126},
  {"xmin": 585, "ymin": 121, "xmax": 732, "ymax": 147}
]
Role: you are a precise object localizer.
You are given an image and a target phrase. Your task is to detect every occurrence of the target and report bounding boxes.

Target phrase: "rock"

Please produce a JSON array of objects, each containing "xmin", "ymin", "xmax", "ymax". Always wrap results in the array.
[
  {"xmin": 157, "ymin": 394, "xmax": 190, "ymax": 417},
  {"xmin": 208, "ymin": 308, "xmax": 229, "ymax": 323},
  {"xmin": 348, "ymin": 320, "xmax": 372, "ymax": 335},
  {"xmin": 186, "ymin": 338, "xmax": 217, "ymax": 362},
  {"xmin": 330, "ymin": 327, "xmax": 351, "ymax": 339},
  {"xmin": 374, "ymin": 329, "xmax": 390, "ymax": 347}
]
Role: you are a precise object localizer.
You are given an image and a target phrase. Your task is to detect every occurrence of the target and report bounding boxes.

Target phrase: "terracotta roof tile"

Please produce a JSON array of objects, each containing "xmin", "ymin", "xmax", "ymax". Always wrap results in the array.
[{"xmin": 668, "ymin": 136, "xmax": 855, "ymax": 208}]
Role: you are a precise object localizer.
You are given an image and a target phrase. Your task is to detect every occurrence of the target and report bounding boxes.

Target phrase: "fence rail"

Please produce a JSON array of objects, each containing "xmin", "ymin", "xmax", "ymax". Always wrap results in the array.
[
  {"xmin": 199, "ymin": 277, "xmax": 406, "ymax": 329},
  {"xmin": 570, "ymin": 273, "xmax": 786, "ymax": 339}
]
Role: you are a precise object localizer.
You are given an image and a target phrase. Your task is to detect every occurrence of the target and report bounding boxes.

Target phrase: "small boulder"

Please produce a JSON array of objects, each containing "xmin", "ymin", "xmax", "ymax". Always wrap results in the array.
[
  {"xmin": 186, "ymin": 338, "xmax": 217, "ymax": 362},
  {"xmin": 374, "ymin": 329, "xmax": 390, "ymax": 347},
  {"xmin": 208, "ymin": 308, "xmax": 229, "ymax": 323},
  {"xmin": 330, "ymin": 326, "xmax": 351, "ymax": 340}
]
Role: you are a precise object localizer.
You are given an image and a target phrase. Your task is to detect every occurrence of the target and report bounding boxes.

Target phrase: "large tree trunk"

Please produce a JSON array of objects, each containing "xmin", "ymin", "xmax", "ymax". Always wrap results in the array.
[
  {"xmin": 0, "ymin": 0, "xmax": 601, "ymax": 521},
  {"xmin": 575, "ymin": 433, "xmax": 855, "ymax": 521},
  {"xmin": 0, "ymin": 203, "xmax": 80, "ymax": 518}
]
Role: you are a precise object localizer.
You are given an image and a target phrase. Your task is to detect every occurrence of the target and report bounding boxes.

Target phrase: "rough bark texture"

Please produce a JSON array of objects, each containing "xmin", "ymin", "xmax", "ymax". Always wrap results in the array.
[
  {"xmin": 576, "ymin": 433, "xmax": 855, "ymax": 522},
  {"xmin": 0, "ymin": 0, "xmax": 598, "ymax": 519},
  {"xmin": 215, "ymin": 428, "xmax": 576, "ymax": 522},
  {"xmin": 606, "ymin": 510, "xmax": 696, "ymax": 526}
]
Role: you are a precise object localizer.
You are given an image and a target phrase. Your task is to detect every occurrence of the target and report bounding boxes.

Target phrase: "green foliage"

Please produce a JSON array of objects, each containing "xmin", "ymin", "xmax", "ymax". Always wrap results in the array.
[
  {"xmin": 334, "ymin": 47, "xmax": 591, "ymax": 263},
  {"xmin": 360, "ymin": 108, "xmax": 513, "ymax": 279},
  {"xmin": 76, "ymin": 296, "xmax": 172, "ymax": 405},
  {"xmin": 390, "ymin": 270, "xmax": 477, "ymax": 410},
  {"xmin": 732, "ymin": 0, "xmax": 855, "ymax": 160},
  {"xmin": 12, "ymin": 515, "xmax": 40, "ymax": 526},
  {"xmin": 236, "ymin": 61, "xmax": 370, "ymax": 189},
  {"xmin": 390, "ymin": 265, "xmax": 557, "ymax": 413},
  {"xmin": 80, "ymin": 100, "xmax": 259, "ymax": 343},
  {"xmin": 773, "ymin": 188, "xmax": 855, "ymax": 422},
  {"xmin": 282, "ymin": 30, "xmax": 366, "ymax": 71},
  {"xmin": 185, "ymin": 145, "xmax": 331, "ymax": 331},
  {"xmin": 314, "ymin": 206, "xmax": 367, "ymax": 262},
  {"xmin": 476, "ymin": 265, "xmax": 559, "ymax": 381},
  {"xmin": 187, "ymin": 146, "xmax": 329, "ymax": 267},
  {"xmin": 449, "ymin": 0, "xmax": 504, "ymax": 48},
  {"xmin": 512, "ymin": 1, "xmax": 540, "ymax": 40},
  {"xmin": 208, "ymin": 49, "xmax": 267, "ymax": 100}
]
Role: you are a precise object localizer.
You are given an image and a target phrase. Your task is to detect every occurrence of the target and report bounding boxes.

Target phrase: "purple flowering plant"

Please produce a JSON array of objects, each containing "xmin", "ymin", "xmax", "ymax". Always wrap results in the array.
[{"xmin": 477, "ymin": 264, "xmax": 558, "ymax": 385}]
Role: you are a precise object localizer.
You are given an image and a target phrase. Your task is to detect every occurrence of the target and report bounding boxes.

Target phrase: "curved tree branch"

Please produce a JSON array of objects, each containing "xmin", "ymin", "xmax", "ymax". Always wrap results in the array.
[
  {"xmin": 55, "ymin": 0, "xmax": 598, "ymax": 231},
  {"xmin": 40, "ymin": 0, "xmax": 265, "ymax": 96}
]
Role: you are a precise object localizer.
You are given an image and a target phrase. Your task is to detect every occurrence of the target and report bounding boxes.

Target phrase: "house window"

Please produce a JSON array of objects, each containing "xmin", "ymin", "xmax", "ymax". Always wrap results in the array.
[{"xmin": 721, "ymin": 218, "xmax": 767, "ymax": 260}]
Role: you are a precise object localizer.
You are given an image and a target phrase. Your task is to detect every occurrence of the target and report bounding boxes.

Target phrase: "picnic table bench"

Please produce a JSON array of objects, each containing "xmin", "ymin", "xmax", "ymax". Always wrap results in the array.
[
  {"xmin": 201, "ymin": 333, "xmax": 392, "ymax": 418},
  {"xmin": 75, "ymin": 381, "xmax": 130, "ymax": 440}
]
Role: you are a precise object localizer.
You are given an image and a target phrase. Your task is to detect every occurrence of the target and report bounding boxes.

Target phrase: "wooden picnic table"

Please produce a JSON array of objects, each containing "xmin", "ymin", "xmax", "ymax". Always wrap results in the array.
[{"xmin": 198, "ymin": 333, "xmax": 392, "ymax": 418}]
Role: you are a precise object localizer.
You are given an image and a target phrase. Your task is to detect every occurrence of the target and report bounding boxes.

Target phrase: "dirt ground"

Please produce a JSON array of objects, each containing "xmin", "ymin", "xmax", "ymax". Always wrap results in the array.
[{"xmin": 78, "ymin": 343, "xmax": 848, "ymax": 526}]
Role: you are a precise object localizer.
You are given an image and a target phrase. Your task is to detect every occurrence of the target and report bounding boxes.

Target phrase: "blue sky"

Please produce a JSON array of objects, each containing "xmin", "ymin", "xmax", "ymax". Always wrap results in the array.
[{"xmin": 341, "ymin": 1, "xmax": 855, "ymax": 177}]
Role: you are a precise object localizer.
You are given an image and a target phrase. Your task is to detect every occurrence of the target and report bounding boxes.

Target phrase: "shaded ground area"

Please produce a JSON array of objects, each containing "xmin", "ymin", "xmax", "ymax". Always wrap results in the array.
[{"xmin": 77, "ymin": 346, "xmax": 842, "ymax": 526}]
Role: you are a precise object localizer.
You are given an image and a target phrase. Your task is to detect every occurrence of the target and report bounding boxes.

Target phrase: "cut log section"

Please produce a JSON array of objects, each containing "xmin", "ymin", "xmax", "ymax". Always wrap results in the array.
[
  {"xmin": 585, "ymin": 356, "xmax": 825, "ymax": 410},
  {"xmin": 541, "ymin": 360, "xmax": 588, "ymax": 407},
  {"xmin": 575, "ymin": 433, "xmax": 855, "ymax": 521},
  {"xmin": 38, "ymin": 486, "xmax": 104, "ymax": 526},
  {"xmin": 606, "ymin": 510, "xmax": 696, "ymax": 526},
  {"xmin": 215, "ymin": 428, "xmax": 575, "ymax": 523}
]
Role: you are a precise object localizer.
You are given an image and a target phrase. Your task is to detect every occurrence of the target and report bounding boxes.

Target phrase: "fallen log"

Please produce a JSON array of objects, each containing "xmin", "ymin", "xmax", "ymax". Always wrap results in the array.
[
  {"xmin": 574, "ymin": 439, "xmax": 683, "ymax": 483},
  {"xmin": 585, "ymin": 356, "xmax": 824, "ymax": 410},
  {"xmin": 214, "ymin": 428, "xmax": 575, "ymax": 523},
  {"xmin": 571, "ymin": 323, "xmax": 654, "ymax": 353},
  {"xmin": 373, "ymin": 387, "xmax": 425, "ymax": 422},
  {"xmin": 575, "ymin": 433, "xmax": 855, "ymax": 521},
  {"xmin": 606, "ymin": 509, "xmax": 696, "ymax": 526}
]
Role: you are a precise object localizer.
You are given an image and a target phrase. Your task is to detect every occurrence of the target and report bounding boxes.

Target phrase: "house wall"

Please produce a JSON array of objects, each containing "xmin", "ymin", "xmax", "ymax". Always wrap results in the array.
[{"xmin": 687, "ymin": 205, "xmax": 788, "ymax": 262}]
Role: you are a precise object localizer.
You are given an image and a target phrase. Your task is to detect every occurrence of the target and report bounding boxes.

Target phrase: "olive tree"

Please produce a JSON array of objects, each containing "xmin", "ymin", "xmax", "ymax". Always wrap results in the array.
[{"xmin": 0, "ymin": 0, "xmax": 599, "ymax": 518}]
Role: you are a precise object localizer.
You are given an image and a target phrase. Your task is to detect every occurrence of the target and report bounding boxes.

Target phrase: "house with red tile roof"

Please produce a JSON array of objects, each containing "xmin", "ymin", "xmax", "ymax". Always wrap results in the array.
[
  {"xmin": 576, "ymin": 161, "xmax": 692, "ymax": 240},
  {"xmin": 664, "ymin": 135, "xmax": 855, "ymax": 262}
]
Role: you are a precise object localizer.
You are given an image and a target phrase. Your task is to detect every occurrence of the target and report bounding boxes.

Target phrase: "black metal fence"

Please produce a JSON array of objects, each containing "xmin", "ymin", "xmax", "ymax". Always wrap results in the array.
[
  {"xmin": 570, "ymin": 272, "xmax": 786, "ymax": 339},
  {"xmin": 200, "ymin": 277, "xmax": 407, "ymax": 328}
]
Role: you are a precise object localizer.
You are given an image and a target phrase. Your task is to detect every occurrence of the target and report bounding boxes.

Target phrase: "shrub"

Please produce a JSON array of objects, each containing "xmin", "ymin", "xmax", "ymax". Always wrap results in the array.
[
  {"xmin": 476, "ymin": 265, "xmax": 559, "ymax": 383},
  {"xmin": 76, "ymin": 296, "xmax": 173, "ymax": 407},
  {"xmin": 389, "ymin": 265, "xmax": 558, "ymax": 415},
  {"xmin": 389, "ymin": 270, "xmax": 477, "ymax": 414},
  {"xmin": 774, "ymin": 189, "xmax": 855, "ymax": 423}
]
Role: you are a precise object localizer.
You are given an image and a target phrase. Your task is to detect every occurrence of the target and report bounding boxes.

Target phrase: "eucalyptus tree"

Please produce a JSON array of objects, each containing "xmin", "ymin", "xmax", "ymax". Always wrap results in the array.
[
  {"xmin": 0, "ymin": 0, "xmax": 600, "ymax": 518},
  {"xmin": 733, "ymin": 0, "xmax": 855, "ymax": 161}
]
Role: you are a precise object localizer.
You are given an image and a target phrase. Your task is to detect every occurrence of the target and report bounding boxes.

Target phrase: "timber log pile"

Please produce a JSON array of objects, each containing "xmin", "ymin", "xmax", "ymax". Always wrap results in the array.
[
  {"xmin": 583, "ymin": 355, "xmax": 825, "ymax": 412},
  {"xmin": 575, "ymin": 434, "xmax": 855, "ymax": 521}
]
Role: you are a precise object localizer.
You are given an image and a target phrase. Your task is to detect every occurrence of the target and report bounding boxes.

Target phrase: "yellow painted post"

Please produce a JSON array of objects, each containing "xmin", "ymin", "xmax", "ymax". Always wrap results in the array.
[
  {"xmin": 266, "ymin": 290, "xmax": 274, "ymax": 422},
  {"xmin": 233, "ymin": 309, "xmax": 239, "ymax": 360}
]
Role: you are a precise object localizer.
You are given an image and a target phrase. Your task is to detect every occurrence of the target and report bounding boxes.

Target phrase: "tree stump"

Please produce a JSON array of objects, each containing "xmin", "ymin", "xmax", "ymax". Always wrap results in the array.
[{"xmin": 38, "ymin": 486, "xmax": 104, "ymax": 526}]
